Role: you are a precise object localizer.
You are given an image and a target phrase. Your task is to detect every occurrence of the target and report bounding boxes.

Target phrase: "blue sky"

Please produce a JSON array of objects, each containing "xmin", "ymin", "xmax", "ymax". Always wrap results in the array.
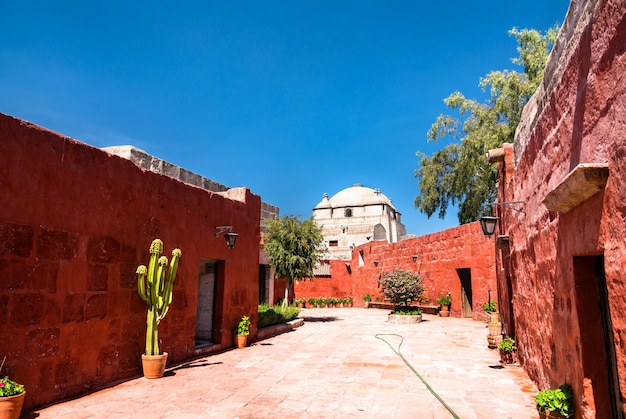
[{"xmin": 0, "ymin": 1, "xmax": 570, "ymax": 236}]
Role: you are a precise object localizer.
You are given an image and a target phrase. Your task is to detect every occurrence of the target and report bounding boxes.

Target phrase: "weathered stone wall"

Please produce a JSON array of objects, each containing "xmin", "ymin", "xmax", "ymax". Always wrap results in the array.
[
  {"xmin": 296, "ymin": 222, "xmax": 497, "ymax": 320},
  {"xmin": 497, "ymin": 0, "xmax": 626, "ymax": 416},
  {"xmin": 0, "ymin": 113, "xmax": 261, "ymax": 410}
]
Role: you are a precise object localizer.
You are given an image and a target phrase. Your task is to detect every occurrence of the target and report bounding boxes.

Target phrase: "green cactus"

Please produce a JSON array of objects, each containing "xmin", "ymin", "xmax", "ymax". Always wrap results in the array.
[{"xmin": 137, "ymin": 239, "xmax": 182, "ymax": 356}]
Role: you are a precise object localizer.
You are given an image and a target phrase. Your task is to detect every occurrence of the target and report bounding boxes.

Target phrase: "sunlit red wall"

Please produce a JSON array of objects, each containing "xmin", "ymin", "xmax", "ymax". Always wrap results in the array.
[
  {"xmin": 0, "ymin": 113, "xmax": 261, "ymax": 410},
  {"xmin": 493, "ymin": 1, "xmax": 626, "ymax": 416},
  {"xmin": 295, "ymin": 222, "xmax": 497, "ymax": 320}
]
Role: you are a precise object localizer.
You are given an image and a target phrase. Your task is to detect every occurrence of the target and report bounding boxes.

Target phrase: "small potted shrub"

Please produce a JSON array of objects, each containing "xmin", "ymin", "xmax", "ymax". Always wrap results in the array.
[
  {"xmin": 0, "ymin": 357, "xmax": 25, "ymax": 419},
  {"xmin": 482, "ymin": 300, "xmax": 499, "ymax": 322},
  {"xmin": 378, "ymin": 269, "xmax": 425, "ymax": 324},
  {"xmin": 436, "ymin": 293, "xmax": 452, "ymax": 317},
  {"xmin": 536, "ymin": 384, "xmax": 574, "ymax": 418},
  {"xmin": 497, "ymin": 337, "xmax": 516, "ymax": 364},
  {"xmin": 236, "ymin": 315, "xmax": 251, "ymax": 348}
]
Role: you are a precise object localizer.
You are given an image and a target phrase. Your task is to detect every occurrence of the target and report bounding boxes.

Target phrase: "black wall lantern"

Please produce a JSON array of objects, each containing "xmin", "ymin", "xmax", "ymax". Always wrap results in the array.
[
  {"xmin": 215, "ymin": 226, "xmax": 238, "ymax": 249},
  {"xmin": 479, "ymin": 216, "xmax": 499, "ymax": 238}
]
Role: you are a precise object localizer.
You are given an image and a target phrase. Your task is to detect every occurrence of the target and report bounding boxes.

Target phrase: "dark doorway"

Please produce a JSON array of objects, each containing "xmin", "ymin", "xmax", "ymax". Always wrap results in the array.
[
  {"xmin": 195, "ymin": 259, "xmax": 217, "ymax": 345},
  {"xmin": 457, "ymin": 268, "xmax": 473, "ymax": 318},
  {"xmin": 259, "ymin": 265, "xmax": 270, "ymax": 305},
  {"xmin": 574, "ymin": 255, "xmax": 623, "ymax": 418}
]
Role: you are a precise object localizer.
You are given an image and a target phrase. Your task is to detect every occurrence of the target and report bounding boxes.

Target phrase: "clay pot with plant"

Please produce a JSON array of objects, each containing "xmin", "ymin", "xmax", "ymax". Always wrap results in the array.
[
  {"xmin": 236, "ymin": 316, "xmax": 251, "ymax": 348},
  {"xmin": 535, "ymin": 384, "xmax": 574, "ymax": 418},
  {"xmin": 136, "ymin": 239, "xmax": 182, "ymax": 379},
  {"xmin": 498, "ymin": 337, "xmax": 516, "ymax": 364},
  {"xmin": 0, "ymin": 357, "xmax": 26, "ymax": 419},
  {"xmin": 437, "ymin": 293, "xmax": 452, "ymax": 317},
  {"xmin": 482, "ymin": 300, "xmax": 498, "ymax": 322}
]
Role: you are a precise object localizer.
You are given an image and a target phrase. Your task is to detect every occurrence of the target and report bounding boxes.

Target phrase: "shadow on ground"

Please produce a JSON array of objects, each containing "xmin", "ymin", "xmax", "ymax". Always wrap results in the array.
[{"xmin": 300, "ymin": 316, "xmax": 341, "ymax": 323}]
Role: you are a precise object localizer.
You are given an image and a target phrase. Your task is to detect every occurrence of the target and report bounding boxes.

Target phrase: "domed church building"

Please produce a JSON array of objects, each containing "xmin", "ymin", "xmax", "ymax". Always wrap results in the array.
[{"xmin": 313, "ymin": 184, "xmax": 406, "ymax": 260}]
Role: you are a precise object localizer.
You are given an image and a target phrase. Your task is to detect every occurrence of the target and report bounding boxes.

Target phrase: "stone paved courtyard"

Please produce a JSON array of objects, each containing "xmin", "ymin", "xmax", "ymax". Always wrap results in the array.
[{"xmin": 28, "ymin": 308, "xmax": 539, "ymax": 418}]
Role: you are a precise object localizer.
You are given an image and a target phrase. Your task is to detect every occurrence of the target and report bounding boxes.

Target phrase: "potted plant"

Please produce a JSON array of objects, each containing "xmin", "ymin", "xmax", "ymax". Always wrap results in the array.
[
  {"xmin": 436, "ymin": 293, "xmax": 452, "ymax": 317},
  {"xmin": 363, "ymin": 294, "xmax": 371, "ymax": 308},
  {"xmin": 236, "ymin": 315, "xmax": 251, "ymax": 348},
  {"xmin": 498, "ymin": 337, "xmax": 516, "ymax": 364},
  {"xmin": 136, "ymin": 239, "xmax": 182, "ymax": 379},
  {"xmin": 482, "ymin": 300, "xmax": 498, "ymax": 322},
  {"xmin": 535, "ymin": 384, "xmax": 574, "ymax": 418},
  {"xmin": 346, "ymin": 297, "xmax": 353, "ymax": 307},
  {"xmin": 378, "ymin": 269, "xmax": 425, "ymax": 324},
  {"xmin": 0, "ymin": 357, "xmax": 25, "ymax": 419}
]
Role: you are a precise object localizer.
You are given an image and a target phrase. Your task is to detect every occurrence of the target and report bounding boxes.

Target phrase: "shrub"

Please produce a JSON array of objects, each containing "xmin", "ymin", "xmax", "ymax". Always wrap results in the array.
[
  {"xmin": 535, "ymin": 384, "xmax": 574, "ymax": 418},
  {"xmin": 498, "ymin": 337, "xmax": 516, "ymax": 353},
  {"xmin": 436, "ymin": 293, "xmax": 452, "ymax": 306},
  {"xmin": 392, "ymin": 307, "xmax": 423, "ymax": 316},
  {"xmin": 378, "ymin": 269, "xmax": 425, "ymax": 310},
  {"xmin": 237, "ymin": 316, "xmax": 250, "ymax": 336},
  {"xmin": 482, "ymin": 301, "xmax": 497, "ymax": 313},
  {"xmin": 258, "ymin": 304, "xmax": 300, "ymax": 328}
]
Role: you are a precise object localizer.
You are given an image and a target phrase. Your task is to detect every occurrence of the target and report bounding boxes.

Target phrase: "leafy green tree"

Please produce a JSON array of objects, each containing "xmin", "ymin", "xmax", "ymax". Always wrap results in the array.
[
  {"xmin": 415, "ymin": 26, "xmax": 559, "ymax": 224},
  {"xmin": 262, "ymin": 215, "xmax": 326, "ymax": 309}
]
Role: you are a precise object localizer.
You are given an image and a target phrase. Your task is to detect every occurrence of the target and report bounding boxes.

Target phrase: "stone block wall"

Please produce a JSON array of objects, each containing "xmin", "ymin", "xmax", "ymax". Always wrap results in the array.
[
  {"xmin": 495, "ymin": 0, "xmax": 626, "ymax": 416},
  {"xmin": 0, "ymin": 113, "xmax": 261, "ymax": 410},
  {"xmin": 295, "ymin": 222, "xmax": 496, "ymax": 320}
]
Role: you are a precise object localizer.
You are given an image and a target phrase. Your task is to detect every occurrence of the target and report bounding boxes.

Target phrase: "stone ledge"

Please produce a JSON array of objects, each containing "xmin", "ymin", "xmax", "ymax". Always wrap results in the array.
[
  {"xmin": 255, "ymin": 318, "xmax": 305, "ymax": 340},
  {"xmin": 366, "ymin": 302, "xmax": 440, "ymax": 315},
  {"xmin": 542, "ymin": 163, "xmax": 609, "ymax": 213}
]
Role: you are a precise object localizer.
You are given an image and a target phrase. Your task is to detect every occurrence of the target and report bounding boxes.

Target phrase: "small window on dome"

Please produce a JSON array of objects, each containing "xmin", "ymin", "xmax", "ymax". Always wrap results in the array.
[{"xmin": 344, "ymin": 208, "xmax": 353, "ymax": 217}]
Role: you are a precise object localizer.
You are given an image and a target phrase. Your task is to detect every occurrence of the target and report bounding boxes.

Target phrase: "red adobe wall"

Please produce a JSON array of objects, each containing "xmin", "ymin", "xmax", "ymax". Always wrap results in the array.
[
  {"xmin": 293, "ymin": 260, "xmax": 353, "ymax": 303},
  {"xmin": 0, "ymin": 113, "xmax": 261, "ymax": 410},
  {"xmin": 295, "ymin": 222, "xmax": 497, "ymax": 320},
  {"xmin": 495, "ymin": 1, "xmax": 626, "ymax": 416}
]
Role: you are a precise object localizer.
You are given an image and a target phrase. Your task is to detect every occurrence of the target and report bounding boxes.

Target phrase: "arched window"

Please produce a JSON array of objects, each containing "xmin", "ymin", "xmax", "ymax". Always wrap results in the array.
[{"xmin": 344, "ymin": 208, "xmax": 353, "ymax": 217}]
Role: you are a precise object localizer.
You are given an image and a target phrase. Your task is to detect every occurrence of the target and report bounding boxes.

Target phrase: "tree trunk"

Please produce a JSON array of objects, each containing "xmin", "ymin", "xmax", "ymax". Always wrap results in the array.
[{"xmin": 282, "ymin": 279, "xmax": 293, "ymax": 309}]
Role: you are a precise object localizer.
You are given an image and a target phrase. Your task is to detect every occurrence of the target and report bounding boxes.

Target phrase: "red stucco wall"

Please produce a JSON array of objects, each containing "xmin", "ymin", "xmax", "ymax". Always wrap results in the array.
[
  {"xmin": 295, "ymin": 222, "xmax": 497, "ymax": 320},
  {"xmin": 495, "ymin": 1, "xmax": 626, "ymax": 416},
  {"xmin": 0, "ymin": 113, "xmax": 261, "ymax": 410}
]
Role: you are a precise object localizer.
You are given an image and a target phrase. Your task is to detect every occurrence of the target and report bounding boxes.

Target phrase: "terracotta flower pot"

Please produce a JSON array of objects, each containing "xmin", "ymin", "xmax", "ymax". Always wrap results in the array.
[
  {"xmin": 0, "ymin": 391, "xmax": 25, "ymax": 419},
  {"xmin": 499, "ymin": 350, "xmax": 515, "ymax": 364},
  {"xmin": 538, "ymin": 408, "xmax": 568, "ymax": 418},
  {"xmin": 236, "ymin": 334, "xmax": 248, "ymax": 348},
  {"xmin": 141, "ymin": 352, "xmax": 168, "ymax": 379}
]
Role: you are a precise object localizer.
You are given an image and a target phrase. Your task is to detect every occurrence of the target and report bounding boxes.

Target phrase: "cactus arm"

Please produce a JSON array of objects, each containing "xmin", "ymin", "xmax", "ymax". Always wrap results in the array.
[
  {"xmin": 137, "ymin": 265, "xmax": 149, "ymax": 303},
  {"xmin": 157, "ymin": 249, "xmax": 181, "ymax": 322},
  {"xmin": 155, "ymin": 256, "xmax": 168, "ymax": 310}
]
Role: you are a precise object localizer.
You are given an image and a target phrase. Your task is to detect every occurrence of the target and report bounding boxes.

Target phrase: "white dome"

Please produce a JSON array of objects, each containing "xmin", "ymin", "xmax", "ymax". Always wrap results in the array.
[{"xmin": 314, "ymin": 184, "xmax": 395, "ymax": 210}]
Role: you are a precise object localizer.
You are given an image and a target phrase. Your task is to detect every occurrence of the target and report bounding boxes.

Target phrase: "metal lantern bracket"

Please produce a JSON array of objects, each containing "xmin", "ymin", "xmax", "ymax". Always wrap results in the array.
[
  {"xmin": 491, "ymin": 201, "xmax": 525, "ymax": 214},
  {"xmin": 215, "ymin": 226, "xmax": 238, "ymax": 249},
  {"xmin": 479, "ymin": 201, "xmax": 526, "ymax": 238}
]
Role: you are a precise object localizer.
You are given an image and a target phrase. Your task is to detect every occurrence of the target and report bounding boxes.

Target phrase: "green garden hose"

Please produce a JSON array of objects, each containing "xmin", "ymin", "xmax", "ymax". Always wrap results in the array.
[{"xmin": 375, "ymin": 333, "xmax": 460, "ymax": 419}]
